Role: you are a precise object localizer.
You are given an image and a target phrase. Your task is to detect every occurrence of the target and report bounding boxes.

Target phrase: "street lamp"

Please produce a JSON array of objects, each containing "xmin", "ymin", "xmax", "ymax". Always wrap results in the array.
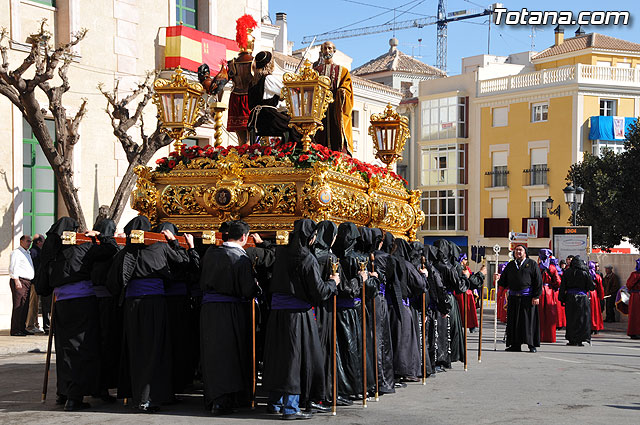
[
  {"xmin": 563, "ymin": 184, "xmax": 584, "ymax": 226},
  {"xmin": 152, "ymin": 67, "xmax": 206, "ymax": 155},
  {"xmin": 281, "ymin": 60, "xmax": 334, "ymax": 152},
  {"xmin": 368, "ymin": 104, "xmax": 410, "ymax": 170},
  {"xmin": 544, "ymin": 196, "xmax": 560, "ymax": 218}
]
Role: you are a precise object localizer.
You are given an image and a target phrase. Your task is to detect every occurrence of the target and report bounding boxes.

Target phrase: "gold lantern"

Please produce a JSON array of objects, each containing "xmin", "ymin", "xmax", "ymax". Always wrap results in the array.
[
  {"xmin": 368, "ymin": 104, "xmax": 410, "ymax": 170},
  {"xmin": 152, "ymin": 67, "xmax": 206, "ymax": 154},
  {"xmin": 281, "ymin": 60, "xmax": 333, "ymax": 152}
]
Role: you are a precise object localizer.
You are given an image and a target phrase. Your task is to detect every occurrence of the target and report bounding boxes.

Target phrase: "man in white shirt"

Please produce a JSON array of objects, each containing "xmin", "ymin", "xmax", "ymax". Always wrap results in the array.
[{"xmin": 8, "ymin": 235, "xmax": 35, "ymax": 336}]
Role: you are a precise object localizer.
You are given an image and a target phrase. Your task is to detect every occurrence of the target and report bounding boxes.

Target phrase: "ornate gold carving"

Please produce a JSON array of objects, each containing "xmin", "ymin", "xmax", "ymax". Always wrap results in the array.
[
  {"xmin": 254, "ymin": 184, "xmax": 297, "ymax": 214},
  {"xmin": 161, "ymin": 185, "xmax": 208, "ymax": 216},
  {"xmin": 131, "ymin": 165, "xmax": 159, "ymax": 224},
  {"xmin": 130, "ymin": 229, "xmax": 145, "ymax": 244}
]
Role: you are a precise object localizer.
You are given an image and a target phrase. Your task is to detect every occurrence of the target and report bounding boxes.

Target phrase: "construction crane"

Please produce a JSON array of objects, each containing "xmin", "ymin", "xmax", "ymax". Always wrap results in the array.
[{"xmin": 301, "ymin": 1, "xmax": 502, "ymax": 73}]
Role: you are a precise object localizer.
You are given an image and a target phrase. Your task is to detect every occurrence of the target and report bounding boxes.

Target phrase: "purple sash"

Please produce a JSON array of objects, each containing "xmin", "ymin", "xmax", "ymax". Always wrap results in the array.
[
  {"xmin": 379, "ymin": 282, "xmax": 386, "ymax": 296},
  {"xmin": 202, "ymin": 292, "xmax": 245, "ymax": 304},
  {"xmin": 165, "ymin": 280, "xmax": 187, "ymax": 297},
  {"xmin": 92, "ymin": 284, "xmax": 112, "ymax": 298},
  {"xmin": 566, "ymin": 288, "xmax": 588, "ymax": 296},
  {"xmin": 125, "ymin": 278, "xmax": 164, "ymax": 298},
  {"xmin": 54, "ymin": 280, "xmax": 95, "ymax": 301},
  {"xmin": 336, "ymin": 298, "xmax": 356, "ymax": 308},
  {"xmin": 271, "ymin": 293, "xmax": 311, "ymax": 310},
  {"xmin": 509, "ymin": 287, "xmax": 531, "ymax": 297},
  {"xmin": 402, "ymin": 298, "xmax": 410, "ymax": 307}
]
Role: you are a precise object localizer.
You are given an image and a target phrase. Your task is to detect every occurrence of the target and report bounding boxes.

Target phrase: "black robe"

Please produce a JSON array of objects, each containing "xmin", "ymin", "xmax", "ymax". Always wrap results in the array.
[
  {"xmin": 433, "ymin": 240, "xmax": 468, "ymax": 363},
  {"xmin": 106, "ymin": 216, "xmax": 191, "ymax": 406},
  {"xmin": 498, "ymin": 257, "xmax": 543, "ymax": 348},
  {"xmin": 559, "ymin": 257, "xmax": 595, "ymax": 344},
  {"xmin": 39, "ymin": 217, "xmax": 117, "ymax": 401},
  {"xmin": 263, "ymin": 219, "xmax": 336, "ymax": 404},
  {"xmin": 199, "ymin": 242, "xmax": 258, "ymax": 409},
  {"xmin": 371, "ymin": 229, "xmax": 395, "ymax": 394}
]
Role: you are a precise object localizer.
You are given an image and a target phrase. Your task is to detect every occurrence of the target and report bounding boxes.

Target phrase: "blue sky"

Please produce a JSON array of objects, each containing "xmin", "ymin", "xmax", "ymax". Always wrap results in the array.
[{"xmin": 268, "ymin": 0, "xmax": 639, "ymax": 75}]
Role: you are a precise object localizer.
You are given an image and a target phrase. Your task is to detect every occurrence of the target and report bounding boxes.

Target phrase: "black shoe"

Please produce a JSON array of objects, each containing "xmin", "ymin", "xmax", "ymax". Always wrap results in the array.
[
  {"xmin": 401, "ymin": 376, "xmax": 421, "ymax": 383},
  {"xmin": 136, "ymin": 401, "xmax": 159, "ymax": 413},
  {"xmin": 631, "ymin": 335, "xmax": 640, "ymax": 340},
  {"xmin": 335, "ymin": 395, "xmax": 353, "ymax": 406},
  {"xmin": 576, "ymin": 342, "xmax": 585, "ymax": 347},
  {"xmin": 434, "ymin": 366, "xmax": 447, "ymax": 373},
  {"xmin": 307, "ymin": 402, "xmax": 331, "ymax": 413},
  {"xmin": 394, "ymin": 381, "xmax": 408, "ymax": 388},
  {"xmin": 64, "ymin": 399, "xmax": 90, "ymax": 411},
  {"xmin": 101, "ymin": 394, "xmax": 116, "ymax": 403},
  {"xmin": 10, "ymin": 332, "xmax": 27, "ymax": 337},
  {"xmin": 267, "ymin": 405, "xmax": 281, "ymax": 414},
  {"xmin": 282, "ymin": 411, "xmax": 313, "ymax": 420},
  {"xmin": 22, "ymin": 329, "xmax": 34, "ymax": 335},
  {"xmin": 211, "ymin": 406, "xmax": 235, "ymax": 416},
  {"xmin": 469, "ymin": 328, "xmax": 476, "ymax": 334},
  {"xmin": 55, "ymin": 395, "xmax": 67, "ymax": 405},
  {"xmin": 528, "ymin": 345, "xmax": 537, "ymax": 353},
  {"xmin": 505, "ymin": 346, "xmax": 521, "ymax": 352}
]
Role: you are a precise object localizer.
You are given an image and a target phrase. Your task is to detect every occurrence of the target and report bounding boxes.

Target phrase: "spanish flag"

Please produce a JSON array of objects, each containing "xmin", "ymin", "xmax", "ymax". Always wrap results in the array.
[{"xmin": 165, "ymin": 26, "xmax": 238, "ymax": 72}]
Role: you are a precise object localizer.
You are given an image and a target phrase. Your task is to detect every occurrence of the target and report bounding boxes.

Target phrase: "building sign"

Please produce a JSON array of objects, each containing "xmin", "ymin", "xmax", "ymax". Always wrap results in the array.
[
  {"xmin": 552, "ymin": 226, "xmax": 592, "ymax": 261},
  {"xmin": 526, "ymin": 219, "xmax": 539, "ymax": 238},
  {"xmin": 508, "ymin": 232, "xmax": 528, "ymax": 251}
]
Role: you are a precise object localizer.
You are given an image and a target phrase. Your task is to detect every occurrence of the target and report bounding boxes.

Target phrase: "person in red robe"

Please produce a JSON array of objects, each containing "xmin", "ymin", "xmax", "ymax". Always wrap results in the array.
[
  {"xmin": 454, "ymin": 254, "xmax": 479, "ymax": 331},
  {"xmin": 588, "ymin": 261, "xmax": 604, "ymax": 334},
  {"xmin": 538, "ymin": 249, "xmax": 560, "ymax": 343},
  {"xmin": 553, "ymin": 258, "xmax": 567, "ymax": 329},
  {"xmin": 626, "ymin": 259, "xmax": 640, "ymax": 339},
  {"xmin": 496, "ymin": 263, "xmax": 508, "ymax": 324}
]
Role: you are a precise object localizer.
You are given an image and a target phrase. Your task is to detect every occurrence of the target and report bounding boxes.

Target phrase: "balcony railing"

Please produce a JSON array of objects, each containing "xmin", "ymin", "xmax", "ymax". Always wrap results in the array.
[
  {"xmin": 523, "ymin": 165, "xmax": 548, "ymax": 186},
  {"xmin": 484, "ymin": 169, "xmax": 509, "ymax": 188},
  {"xmin": 478, "ymin": 64, "xmax": 640, "ymax": 96}
]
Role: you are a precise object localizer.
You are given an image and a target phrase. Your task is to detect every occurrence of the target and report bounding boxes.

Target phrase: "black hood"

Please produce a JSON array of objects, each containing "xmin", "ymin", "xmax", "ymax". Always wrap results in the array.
[
  {"xmin": 288, "ymin": 219, "xmax": 317, "ymax": 261},
  {"xmin": 371, "ymin": 228, "xmax": 384, "ymax": 251},
  {"xmin": 153, "ymin": 221, "xmax": 179, "ymax": 236},
  {"xmin": 410, "ymin": 241, "xmax": 424, "ymax": 268},
  {"xmin": 313, "ymin": 220, "xmax": 337, "ymax": 258},
  {"xmin": 570, "ymin": 255, "xmax": 588, "ymax": 271},
  {"xmin": 333, "ymin": 222, "xmax": 360, "ymax": 258},
  {"xmin": 424, "ymin": 244, "xmax": 438, "ymax": 264},
  {"xmin": 94, "ymin": 219, "xmax": 116, "ymax": 237},
  {"xmin": 358, "ymin": 227, "xmax": 375, "ymax": 254},
  {"xmin": 381, "ymin": 232, "xmax": 395, "ymax": 254},
  {"xmin": 434, "ymin": 239, "xmax": 451, "ymax": 263},
  {"xmin": 124, "ymin": 216, "xmax": 151, "ymax": 235},
  {"xmin": 393, "ymin": 238, "xmax": 412, "ymax": 262},
  {"xmin": 46, "ymin": 217, "xmax": 79, "ymax": 237}
]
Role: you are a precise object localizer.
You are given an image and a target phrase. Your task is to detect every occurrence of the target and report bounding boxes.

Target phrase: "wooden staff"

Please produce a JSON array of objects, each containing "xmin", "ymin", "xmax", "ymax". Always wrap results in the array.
[
  {"xmin": 478, "ymin": 260, "xmax": 485, "ymax": 363},
  {"xmin": 421, "ymin": 255, "xmax": 427, "ymax": 385},
  {"xmin": 251, "ymin": 297, "xmax": 256, "ymax": 409},
  {"xmin": 369, "ymin": 253, "xmax": 379, "ymax": 401},
  {"xmin": 359, "ymin": 259, "xmax": 367, "ymax": 408},
  {"xmin": 41, "ymin": 295, "xmax": 56, "ymax": 402},
  {"xmin": 331, "ymin": 258, "xmax": 339, "ymax": 416},
  {"xmin": 463, "ymin": 291, "xmax": 468, "ymax": 372}
]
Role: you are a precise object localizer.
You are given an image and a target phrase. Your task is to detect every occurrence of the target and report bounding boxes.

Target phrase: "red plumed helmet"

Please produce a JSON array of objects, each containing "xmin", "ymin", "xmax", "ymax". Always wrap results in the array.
[{"xmin": 236, "ymin": 14, "xmax": 258, "ymax": 50}]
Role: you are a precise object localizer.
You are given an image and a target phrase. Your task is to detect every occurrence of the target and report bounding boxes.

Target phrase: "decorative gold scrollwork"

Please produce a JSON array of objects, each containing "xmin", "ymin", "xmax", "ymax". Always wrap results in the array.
[
  {"xmin": 131, "ymin": 165, "xmax": 159, "ymax": 224},
  {"xmin": 161, "ymin": 185, "xmax": 208, "ymax": 215},
  {"xmin": 254, "ymin": 184, "xmax": 297, "ymax": 214}
]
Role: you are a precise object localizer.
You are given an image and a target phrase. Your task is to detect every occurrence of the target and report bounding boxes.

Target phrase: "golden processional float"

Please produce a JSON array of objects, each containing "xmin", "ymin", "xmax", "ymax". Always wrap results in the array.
[{"xmin": 129, "ymin": 62, "xmax": 424, "ymax": 242}]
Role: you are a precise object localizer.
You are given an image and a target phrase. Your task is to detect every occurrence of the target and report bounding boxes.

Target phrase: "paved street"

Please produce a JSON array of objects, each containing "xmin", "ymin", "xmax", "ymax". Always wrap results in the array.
[{"xmin": 0, "ymin": 307, "xmax": 638, "ymax": 425}]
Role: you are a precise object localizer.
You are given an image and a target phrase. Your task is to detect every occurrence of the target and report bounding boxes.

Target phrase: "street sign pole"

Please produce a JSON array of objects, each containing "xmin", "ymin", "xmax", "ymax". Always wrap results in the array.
[{"xmin": 493, "ymin": 244, "xmax": 500, "ymax": 351}]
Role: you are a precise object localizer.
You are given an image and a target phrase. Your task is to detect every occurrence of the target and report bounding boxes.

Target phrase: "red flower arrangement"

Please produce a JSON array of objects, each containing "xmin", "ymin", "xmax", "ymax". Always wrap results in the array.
[{"xmin": 153, "ymin": 140, "xmax": 409, "ymax": 191}]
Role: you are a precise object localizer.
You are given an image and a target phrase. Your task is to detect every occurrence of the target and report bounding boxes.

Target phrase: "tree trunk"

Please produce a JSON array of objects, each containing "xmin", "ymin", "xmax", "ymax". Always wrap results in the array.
[{"xmin": 108, "ymin": 148, "xmax": 157, "ymax": 225}]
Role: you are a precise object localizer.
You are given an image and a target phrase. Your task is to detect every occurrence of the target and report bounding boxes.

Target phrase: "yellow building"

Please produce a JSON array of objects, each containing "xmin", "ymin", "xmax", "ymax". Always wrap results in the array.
[
  {"xmin": 478, "ymin": 27, "xmax": 640, "ymax": 262},
  {"xmin": 418, "ymin": 27, "xmax": 640, "ymax": 271}
]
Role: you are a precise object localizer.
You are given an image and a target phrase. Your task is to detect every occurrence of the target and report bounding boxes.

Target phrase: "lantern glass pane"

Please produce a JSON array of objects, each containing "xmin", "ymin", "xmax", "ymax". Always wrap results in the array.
[
  {"xmin": 162, "ymin": 94, "xmax": 172, "ymax": 122},
  {"xmin": 376, "ymin": 127, "xmax": 384, "ymax": 150},
  {"xmin": 291, "ymin": 88, "xmax": 301, "ymax": 117},
  {"xmin": 173, "ymin": 94, "xmax": 184, "ymax": 123},
  {"xmin": 189, "ymin": 96, "xmax": 198, "ymax": 122},
  {"xmin": 303, "ymin": 87, "xmax": 314, "ymax": 116}
]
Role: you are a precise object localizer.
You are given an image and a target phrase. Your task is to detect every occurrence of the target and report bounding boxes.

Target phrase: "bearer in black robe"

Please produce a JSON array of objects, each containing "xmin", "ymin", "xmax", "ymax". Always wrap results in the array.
[
  {"xmin": 153, "ymin": 221, "xmax": 200, "ymax": 397},
  {"xmin": 433, "ymin": 239, "xmax": 467, "ymax": 364},
  {"xmin": 106, "ymin": 216, "xmax": 194, "ymax": 412},
  {"xmin": 263, "ymin": 219, "xmax": 338, "ymax": 419},
  {"xmin": 370, "ymin": 229, "xmax": 395, "ymax": 394},
  {"xmin": 311, "ymin": 220, "xmax": 345, "ymax": 406},
  {"xmin": 86, "ymin": 218, "xmax": 121, "ymax": 401},
  {"xmin": 497, "ymin": 244, "xmax": 542, "ymax": 353},
  {"xmin": 408, "ymin": 241, "xmax": 433, "ymax": 378},
  {"xmin": 389, "ymin": 239, "xmax": 425, "ymax": 381},
  {"xmin": 199, "ymin": 220, "xmax": 258, "ymax": 415},
  {"xmin": 424, "ymin": 245, "xmax": 449, "ymax": 372},
  {"xmin": 558, "ymin": 255, "xmax": 594, "ymax": 346},
  {"xmin": 36, "ymin": 217, "xmax": 117, "ymax": 411},
  {"xmin": 331, "ymin": 222, "xmax": 373, "ymax": 399}
]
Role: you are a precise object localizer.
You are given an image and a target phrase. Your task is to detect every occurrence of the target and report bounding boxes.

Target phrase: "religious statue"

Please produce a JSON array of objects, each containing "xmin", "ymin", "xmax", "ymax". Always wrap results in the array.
[
  {"xmin": 313, "ymin": 41, "xmax": 354, "ymax": 155},
  {"xmin": 227, "ymin": 14, "xmax": 258, "ymax": 145}
]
